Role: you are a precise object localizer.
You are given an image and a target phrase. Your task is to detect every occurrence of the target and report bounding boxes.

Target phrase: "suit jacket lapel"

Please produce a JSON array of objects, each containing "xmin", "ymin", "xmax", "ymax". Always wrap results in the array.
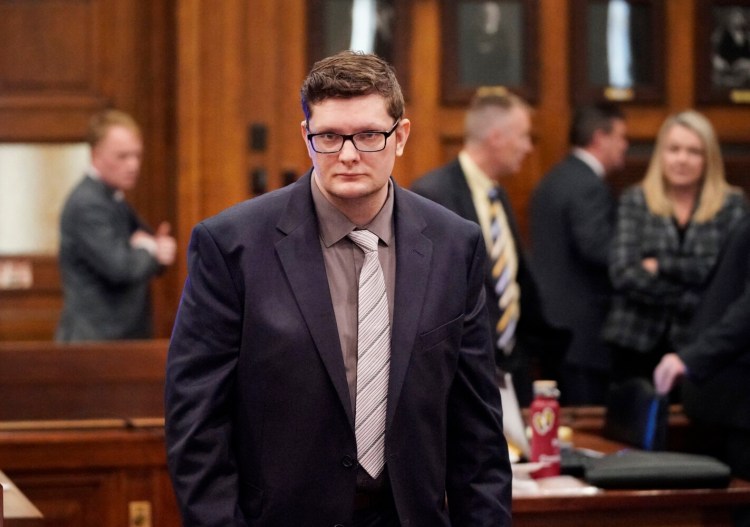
[
  {"xmin": 275, "ymin": 172, "xmax": 355, "ymax": 427},
  {"xmin": 388, "ymin": 185, "xmax": 433, "ymax": 427}
]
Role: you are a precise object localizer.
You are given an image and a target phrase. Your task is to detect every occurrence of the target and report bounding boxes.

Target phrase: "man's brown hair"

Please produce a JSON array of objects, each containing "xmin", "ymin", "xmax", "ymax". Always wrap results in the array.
[{"xmin": 300, "ymin": 50, "xmax": 404, "ymax": 123}]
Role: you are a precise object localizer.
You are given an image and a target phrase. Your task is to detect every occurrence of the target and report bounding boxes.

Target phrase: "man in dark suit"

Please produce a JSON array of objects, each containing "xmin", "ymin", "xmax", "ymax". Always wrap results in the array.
[
  {"xmin": 56, "ymin": 109, "xmax": 176, "ymax": 341},
  {"xmin": 654, "ymin": 214, "xmax": 750, "ymax": 527},
  {"xmin": 529, "ymin": 103, "xmax": 628, "ymax": 405},
  {"xmin": 411, "ymin": 87, "xmax": 568, "ymax": 407},
  {"xmin": 165, "ymin": 51, "xmax": 511, "ymax": 526}
]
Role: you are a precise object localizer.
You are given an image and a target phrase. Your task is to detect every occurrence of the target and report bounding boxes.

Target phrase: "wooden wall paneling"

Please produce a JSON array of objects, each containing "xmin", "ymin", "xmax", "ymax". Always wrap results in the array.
[
  {"xmin": 247, "ymin": 0, "xmax": 283, "ymax": 195},
  {"xmin": 400, "ymin": 0, "xmax": 442, "ymax": 186},
  {"xmin": 0, "ymin": 256, "xmax": 61, "ymax": 341},
  {"xmin": 536, "ymin": 0, "xmax": 571, "ymax": 177},
  {"xmin": 124, "ymin": 0, "xmax": 179, "ymax": 337},
  {"xmin": 175, "ymin": 0, "xmax": 248, "ymax": 288},
  {"xmin": 195, "ymin": 0, "xmax": 248, "ymax": 218},
  {"xmin": 0, "ymin": 0, "xmax": 108, "ymax": 141},
  {"xmin": 275, "ymin": 0, "xmax": 310, "ymax": 187},
  {"xmin": 175, "ymin": 0, "xmax": 206, "ymax": 289},
  {"xmin": 666, "ymin": 0, "xmax": 695, "ymax": 110}
]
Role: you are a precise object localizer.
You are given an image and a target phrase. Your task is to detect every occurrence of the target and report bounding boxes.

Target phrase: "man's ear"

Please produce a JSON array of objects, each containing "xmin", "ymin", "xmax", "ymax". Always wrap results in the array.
[
  {"xmin": 395, "ymin": 118, "xmax": 411, "ymax": 157},
  {"xmin": 300, "ymin": 120, "xmax": 314, "ymax": 158}
]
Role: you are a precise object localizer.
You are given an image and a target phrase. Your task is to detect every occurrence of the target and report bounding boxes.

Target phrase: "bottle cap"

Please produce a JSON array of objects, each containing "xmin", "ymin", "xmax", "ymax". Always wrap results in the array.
[{"xmin": 533, "ymin": 380, "xmax": 560, "ymax": 398}]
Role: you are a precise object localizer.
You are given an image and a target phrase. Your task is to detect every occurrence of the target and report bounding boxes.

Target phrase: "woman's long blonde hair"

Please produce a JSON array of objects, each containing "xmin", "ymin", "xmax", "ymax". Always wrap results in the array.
[{"xmin": 642, "ymin": 110, "xmax": 733, "ymax": 223}]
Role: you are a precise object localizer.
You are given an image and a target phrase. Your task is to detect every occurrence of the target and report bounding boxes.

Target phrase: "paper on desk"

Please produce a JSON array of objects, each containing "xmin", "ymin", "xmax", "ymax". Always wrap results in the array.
[{"xmin": 512, "ymin": 470, "xmax": 600, "ymax": 497}]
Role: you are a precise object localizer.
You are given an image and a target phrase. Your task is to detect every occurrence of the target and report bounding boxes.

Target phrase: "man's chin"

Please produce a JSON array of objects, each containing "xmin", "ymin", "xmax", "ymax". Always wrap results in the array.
[{"xmin": 330, "ymin": 181, "xmax": 375, "ymax": 200}]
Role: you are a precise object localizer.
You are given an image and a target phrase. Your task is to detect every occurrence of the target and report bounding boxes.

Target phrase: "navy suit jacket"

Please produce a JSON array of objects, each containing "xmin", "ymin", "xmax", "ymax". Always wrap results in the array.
[
  {"xmin": 165, "ymin": 172, "xmax": 511, "ymax": 526},
  {"xmin": 681, "ymin": 214, "xmax": 750, "ymax": 431},
  {"xmin": 529, "ymin": 154, "xmax": 615, "ymax": 371},
  {"xmin": 411, "ymin": 159, "xmax": 570, "ymax": 404}
]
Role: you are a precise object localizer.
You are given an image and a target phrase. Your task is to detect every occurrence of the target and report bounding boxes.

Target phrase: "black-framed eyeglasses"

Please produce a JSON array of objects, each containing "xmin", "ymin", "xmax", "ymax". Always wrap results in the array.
[{"xmin": 306, "ymin": 120, "xmax": 401, "ymax": 154}]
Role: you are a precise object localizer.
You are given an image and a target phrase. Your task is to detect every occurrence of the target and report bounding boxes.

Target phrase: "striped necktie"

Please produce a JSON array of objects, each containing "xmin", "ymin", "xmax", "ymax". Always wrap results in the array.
[
  {"xmin": 347, "ymin": 229, "xmax": 390, "ymax": 478},
  {"xmin": 488, "ymin": 188, "xmax": 520, "ymax": 354}
]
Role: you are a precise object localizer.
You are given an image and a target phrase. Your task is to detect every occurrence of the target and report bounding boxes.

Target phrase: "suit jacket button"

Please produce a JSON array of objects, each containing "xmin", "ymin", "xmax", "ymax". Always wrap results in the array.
[{"xmin": 341, "ymin": 455, "xmax": 355, "ymax": 468}]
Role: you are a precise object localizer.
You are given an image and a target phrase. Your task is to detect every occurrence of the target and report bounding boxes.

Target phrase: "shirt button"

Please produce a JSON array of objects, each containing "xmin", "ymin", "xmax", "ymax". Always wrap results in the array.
[{"xmin": 341, "ymin": 455, "xmax": 355, "ymax": 468}]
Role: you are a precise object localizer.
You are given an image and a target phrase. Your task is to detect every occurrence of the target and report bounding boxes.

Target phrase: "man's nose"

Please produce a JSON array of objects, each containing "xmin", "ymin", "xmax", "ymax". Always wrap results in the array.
[{"xmin": 339, "ymin": 137, "xmax": 360, "ymax": 159}]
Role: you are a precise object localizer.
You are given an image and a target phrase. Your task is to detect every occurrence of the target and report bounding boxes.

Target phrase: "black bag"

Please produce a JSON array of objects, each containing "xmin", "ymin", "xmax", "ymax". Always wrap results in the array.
[
  {"xmin": 584, "ymin": 450, "xmax": 731, "ymax": 489},
  {"xmin": 603, "ymin": 378, "xmax": 668, "ymax": 450}
]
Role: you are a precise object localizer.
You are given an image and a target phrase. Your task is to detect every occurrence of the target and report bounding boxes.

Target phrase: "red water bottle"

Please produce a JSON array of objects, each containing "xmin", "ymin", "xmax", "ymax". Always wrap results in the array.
[{"xmin": 529, "ymin": 380, "xmax": 561, "ymax": 478}]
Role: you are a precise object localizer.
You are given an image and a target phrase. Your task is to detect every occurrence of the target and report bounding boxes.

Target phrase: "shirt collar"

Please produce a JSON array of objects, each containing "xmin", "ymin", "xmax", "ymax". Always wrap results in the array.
[
  {"xmin": 311, "ymin": 174, "xmax": 394, "ymax": 248},
  {"xmin": 572, "ymin": 148, "xmax": 605, "ymax": 178},
  {"xmin": 87, "ymin": 167, "xmax": 124, "ymax": 201},
  {"xmin": 459, "ymin": 150, "xmax": 496, "ymax": 196}
]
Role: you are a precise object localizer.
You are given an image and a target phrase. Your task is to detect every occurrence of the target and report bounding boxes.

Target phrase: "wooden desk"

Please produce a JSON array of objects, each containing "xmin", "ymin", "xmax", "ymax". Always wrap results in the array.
[
  {"xmin": 1, "ymin": 470, "xmax": 43, "ymax": 527},
  {"xmin": 513, "ymin": 431, "xmax": 750, "ymax": 527}
]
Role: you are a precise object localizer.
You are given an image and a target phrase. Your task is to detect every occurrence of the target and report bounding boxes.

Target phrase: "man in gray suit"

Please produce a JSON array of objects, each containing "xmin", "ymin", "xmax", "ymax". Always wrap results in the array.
[
  {"xmin": 529, "ymin": 103, "xmax": 628, "ymax": 405},
  {"xmin": 56, "ymin": 109, "xmax": 176, "ymax": 341}
]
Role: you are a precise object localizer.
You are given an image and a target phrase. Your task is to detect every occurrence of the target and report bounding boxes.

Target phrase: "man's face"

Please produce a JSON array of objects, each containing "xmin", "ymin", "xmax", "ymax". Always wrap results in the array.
[
  {"xmin": 491, "ymin": 106, "xmax": 533, "ymax": 179},
  {"xmin": 301, "ymin": 93, "xmax": 410, "ymax": 210},
  {"xmin": 91, "ymin": 125, "xmax": 143, "ymax": 191},
  {"xmin": 599, "ymin": 119, "xmax": 629, "ymax": 173}
]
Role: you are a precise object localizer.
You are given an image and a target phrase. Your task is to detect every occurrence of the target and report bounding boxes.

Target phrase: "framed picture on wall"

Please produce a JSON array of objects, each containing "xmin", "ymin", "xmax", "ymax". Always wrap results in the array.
[
  {"xmin": 439, "ymin": 0, "xmax": 539, "ymax": 105},
  {"xmin": 569, "ymin": 0, "xmax": 665, "ymax": 104},
  {"xmin": 307, "ymin": 0, "xmax": 411, "ymax": 95},
  {"xmin": 695, "ymin": 0, "xmax": 750, "ymax": 104}
]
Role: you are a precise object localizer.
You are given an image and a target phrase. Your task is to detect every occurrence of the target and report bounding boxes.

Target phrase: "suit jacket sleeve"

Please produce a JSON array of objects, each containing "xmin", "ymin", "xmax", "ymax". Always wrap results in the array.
[
  {"xmin": 446, "ymin": 230, "xmax": 512, "ymax": 526},
  {"xmin": 71, "ymin": 195, "xmax": 159, "ymax": 284},
  {"xmin": 680, "ymin": 215, "xmax": 750, "ymax": 381},
  {"xmin": 165, "ymin": 223, "xmax": 246, "ymax": 527},
  {"xmin": 681, "ymin": 269, "xmax": 750, "ymax": 381}
]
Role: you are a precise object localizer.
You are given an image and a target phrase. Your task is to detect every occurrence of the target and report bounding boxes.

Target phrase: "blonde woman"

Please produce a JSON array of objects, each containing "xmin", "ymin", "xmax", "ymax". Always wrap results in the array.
[{"xmin": 603, "ymin": 110, "xmax": 748, "ymax": 382}]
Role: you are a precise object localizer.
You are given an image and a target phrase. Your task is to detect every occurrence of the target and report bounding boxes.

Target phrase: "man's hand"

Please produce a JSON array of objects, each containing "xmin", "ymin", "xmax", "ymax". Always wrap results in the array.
[
  {"xmin": 155, "ymin": 221, "xmax": 177, "ymax": 265},
  {"xmin": 154, "ymin": 221, "xmax": 177, "ymax": 265},
  {"xmin": 130, "ymin": 229, "xmax": 158, "ymax": 253},
  {"xmin": 653, "ymin": 353, "xmax": 687, "ymax": 395},
  {"xmin": 130, "ymin": 223, "xmax": 176, "ymax": 266}
]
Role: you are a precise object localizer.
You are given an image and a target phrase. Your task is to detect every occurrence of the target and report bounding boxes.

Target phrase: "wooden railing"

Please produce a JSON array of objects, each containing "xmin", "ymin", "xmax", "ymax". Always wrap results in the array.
[{"xmin": 0, "ymin": 340, "xmax": 167, "ymax": 422}]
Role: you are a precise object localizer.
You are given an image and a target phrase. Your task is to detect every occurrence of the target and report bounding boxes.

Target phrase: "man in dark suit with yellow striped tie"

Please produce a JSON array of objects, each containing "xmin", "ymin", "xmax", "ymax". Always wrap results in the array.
[{"xmin": 412, "ymin": 87, "xmax": 569, "ymax": 406}]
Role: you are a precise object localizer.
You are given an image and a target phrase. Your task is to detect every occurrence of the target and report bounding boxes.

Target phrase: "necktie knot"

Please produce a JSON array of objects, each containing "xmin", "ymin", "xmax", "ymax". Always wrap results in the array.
[
  {"xmin": 488, "ymin": 187, "xmax": 501, "ymax": 203},
  {"xmin": 348, "ymin": 229, "xmax": 379, "ymax": 253}
]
